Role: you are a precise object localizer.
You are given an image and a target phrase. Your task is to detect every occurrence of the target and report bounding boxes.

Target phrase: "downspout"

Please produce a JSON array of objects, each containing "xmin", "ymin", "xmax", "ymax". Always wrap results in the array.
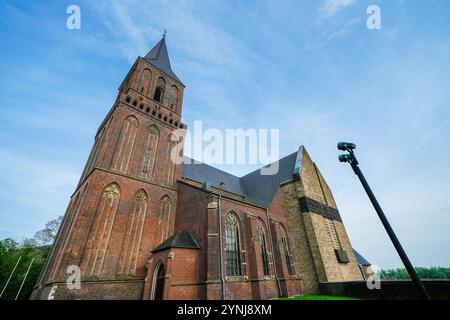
[
  {"xmin": 218, "ymin": 191, "xmax": 226, "ymax": 300},
  {"xmin": 265, "ymin": 208, "xmax": 282, "ymax": 298}
]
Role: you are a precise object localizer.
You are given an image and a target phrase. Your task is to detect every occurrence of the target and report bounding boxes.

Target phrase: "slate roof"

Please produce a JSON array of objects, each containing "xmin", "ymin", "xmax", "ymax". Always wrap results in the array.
[
  {"xmin": 182, "ymin": 147, "xmax": 303, "ymax": 208},
  {"xmin": 181, "ymin": 151, "xmax": 373, "ymax": 267},
  {"xmin": 182, "ymin": 157, "xmax": 244, "ymax": 196},
  {"xmin": 353, "ymin": 249, "xmax": 371, "ymax": 266},
  {"xmin": 240, "ymin": 151, "xmax": 299, "ymax": 207},
  {"xmin": 143, "ymin": 37, "xmax": 182, "ymax": 84},
  {"xmin": 152, "ymin": 231, "xmax": 200, "ymax": 253}
]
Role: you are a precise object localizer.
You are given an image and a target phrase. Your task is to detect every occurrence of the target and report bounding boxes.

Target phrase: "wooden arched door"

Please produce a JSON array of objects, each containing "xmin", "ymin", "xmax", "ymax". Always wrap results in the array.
[{"xmin": 153, "ymin": 264, "xmax": 165, "ymax": 300}]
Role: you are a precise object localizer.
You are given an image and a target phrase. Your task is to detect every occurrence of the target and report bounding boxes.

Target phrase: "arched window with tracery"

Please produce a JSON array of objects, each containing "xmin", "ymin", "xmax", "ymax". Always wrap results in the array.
[
  {"xmin": 257, "ymin": 220, "xmax": 270, "ymax": 276},
  {"xmin": 111, "ymin": 115, "xmax": 139, "ymax": 173},
  {"xmin": 165, "ymin": 135, "xmax": 177, "ymax": 186},
  {"xmin": 137, "ymin": 69, "xmax": 152, "ymax": 95},
  {"xmin": 157, "ymin": 196, "xmax": 172, "ymax": 243},
  {"xmin": 225, "ymin": 212, "xmax": 242, "ymax": 276},
  {"xmin": 141, "ymin": 125, "xmax": 159, "ymax": 179},
  {"xmin": 81, "ymin": 183, "xmax": 121, "ymax": 276},
  {"xmin": 153, "ymin": 77, "xmax": 166, "ymax": 103},
  {"xmin": 280, "ymin": 226, "xmax": 294, "ymax": 276},
  {"xmin": 118, "ymin": 189, "xmax": 148, "ymax": 275},
  {"xmin": 169, "ymin": 85, "xmax": 178, "ymax": 111}
]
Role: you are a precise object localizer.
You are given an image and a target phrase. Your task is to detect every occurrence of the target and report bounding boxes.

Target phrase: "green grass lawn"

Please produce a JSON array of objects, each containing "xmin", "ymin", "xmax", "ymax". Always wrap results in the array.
[{"xmin": 276, "ymin": 295, "xmax": 359, "ymax": 300}]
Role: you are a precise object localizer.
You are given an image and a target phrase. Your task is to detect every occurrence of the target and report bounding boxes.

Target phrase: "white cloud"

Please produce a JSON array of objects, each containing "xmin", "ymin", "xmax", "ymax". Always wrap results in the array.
[
  {"xmin": 319, "ymin": 0, "xmax": 357, "ymax": 18},
  {"xmin": 313, "ymin": 0, "xmax": 359, "ymax": 45},
  {"xmin": 87, "ymin": 0, "xmax": 280, "ymax": 149},
  {"xmin": 416, "ymin": 116, "xmax": 449, "ymax": 150},
  {"xmin": 90, "ymin": 0, "xmax": 268, "ymax": 71},
  {"xmin": 0, "ymin": 149, "xmax": 80, "ymax": 240}
]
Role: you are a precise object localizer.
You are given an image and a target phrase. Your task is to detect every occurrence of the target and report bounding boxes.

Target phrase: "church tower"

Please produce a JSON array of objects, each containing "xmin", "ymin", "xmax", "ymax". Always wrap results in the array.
[{"xmin": 31, "ymin": 36, "xmax": 186, "ymax": 300}]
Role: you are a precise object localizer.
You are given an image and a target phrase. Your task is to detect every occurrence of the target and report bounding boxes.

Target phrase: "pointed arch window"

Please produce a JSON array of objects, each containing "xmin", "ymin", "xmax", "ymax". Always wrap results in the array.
[
  {"xmin": 165, "ymin": 135, "xmax": 177, "ymax": 186},
  {"xmin": 157, "ymin": 196, "xmax": 172, "ymax": 243},
  {"xmin": 169, "ymin": 85, "xmax": 179, "ymax": 111},
  {"xmin": 81, "ymin": 183, "xmax": 121, "ymax": 276},
  {"xmin": 141, "ymin": 125, "xmax": 159, "ymax": 179},
  {"xmin": 152, "ymin": 262, "xmax": 165, "ymax": 300},
  {"xmin": 225, "ymin": 212, "xmax": 242, "ymax": 276},
  {"xmin": 257, "ymin": 220, "xmax": 270, "ymax": 276},
  {"xmin": 153, "ymin": 77, "xmax": 166, "ymax": 103},
  {"xmin": 111, "ymin": 116, "xmax": 139, "ymax": 173},
  {"xmin": 138, "ymin": 69, "xmax": 152, "ymax": 95},
  {"xmin": 280, "ymin": 226, "xmax": 294, "ymax": 276},
  {"xmin": 118, "ymin": 189, "xmax": 148, "ymax": 275}
]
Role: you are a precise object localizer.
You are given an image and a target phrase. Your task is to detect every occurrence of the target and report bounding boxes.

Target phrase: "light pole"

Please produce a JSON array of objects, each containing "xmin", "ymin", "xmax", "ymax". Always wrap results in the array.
[{"xmin": 337, "ymin": 142, "xmax": 430, "ymax": 300}]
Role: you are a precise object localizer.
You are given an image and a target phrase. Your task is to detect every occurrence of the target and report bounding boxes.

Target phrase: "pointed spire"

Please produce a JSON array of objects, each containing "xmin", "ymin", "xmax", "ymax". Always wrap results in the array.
[{"xmin": 143, "ymin": 36, "xmax": 182, "ymax": 84}]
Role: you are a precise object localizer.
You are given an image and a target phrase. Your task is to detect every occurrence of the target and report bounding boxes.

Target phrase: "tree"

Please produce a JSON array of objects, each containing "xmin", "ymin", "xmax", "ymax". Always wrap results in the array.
[
  {"xmin": 21, "ymin": 216, "xmax": 63, "ymax": 247},
  {"xmin": 378, "ymin": 267, "xmax": 450, "ymax": 280},
  {"xmin": 0, "ymin": 238, "xmax": 18, "ymax": 254},
  {"xmin": 0, "ymin": 216, "xmax": 62, "ymax": 300},
  {"xmin": 32, "ymin": 216, "xmax": 63, "ymax": 246},
  {"xmin": 0, "ymin": 238, "xmax": 51, "ymax": 300}
]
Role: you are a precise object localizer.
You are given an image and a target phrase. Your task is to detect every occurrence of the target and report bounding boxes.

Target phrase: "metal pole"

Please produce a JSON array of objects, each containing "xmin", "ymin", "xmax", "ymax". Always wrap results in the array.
[
  {"xmin": 347, "ymin": 151, "xmax": 430, "ymax": 300},
  {"xmin": 15, "ymin": 257, "xmax": 34, "ymax": 300},
  {"xmin": 0, "ymin": 256, "xmax": 22, "ymax": 298}
]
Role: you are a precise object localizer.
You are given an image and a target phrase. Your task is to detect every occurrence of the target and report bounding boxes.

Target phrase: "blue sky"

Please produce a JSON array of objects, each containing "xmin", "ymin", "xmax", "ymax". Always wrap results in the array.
[{"xmin": 0, "ymin": 0, "xmax": 449, "ymax": 269}]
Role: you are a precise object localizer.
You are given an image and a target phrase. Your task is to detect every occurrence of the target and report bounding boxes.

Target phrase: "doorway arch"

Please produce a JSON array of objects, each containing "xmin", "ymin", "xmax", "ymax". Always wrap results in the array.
[{"xmin": 151, "ymin": 262, "xmax": 165, "ymax": 300}]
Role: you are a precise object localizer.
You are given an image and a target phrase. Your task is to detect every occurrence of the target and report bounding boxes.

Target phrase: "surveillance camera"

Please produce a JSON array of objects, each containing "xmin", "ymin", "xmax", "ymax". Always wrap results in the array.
[
  {"xmin": 339, "ymin": 154, "xmax": 353, "ymax": 163},
  {"xmin": 337, "ymin": 142, "xmax": 356, "ymax": 151}
]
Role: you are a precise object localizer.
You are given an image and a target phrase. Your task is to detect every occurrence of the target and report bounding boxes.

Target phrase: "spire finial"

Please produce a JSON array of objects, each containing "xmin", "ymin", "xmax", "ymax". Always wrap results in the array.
[{"xmin": 163, "ymin": 29, "xmax": 167, "ymax": 38}]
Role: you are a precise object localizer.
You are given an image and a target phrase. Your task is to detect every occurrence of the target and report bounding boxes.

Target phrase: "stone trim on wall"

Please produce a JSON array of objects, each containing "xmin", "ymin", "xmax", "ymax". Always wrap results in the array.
[{"xmin": 298, "ymin": 197, "xmax": 342, "ymax": 222}]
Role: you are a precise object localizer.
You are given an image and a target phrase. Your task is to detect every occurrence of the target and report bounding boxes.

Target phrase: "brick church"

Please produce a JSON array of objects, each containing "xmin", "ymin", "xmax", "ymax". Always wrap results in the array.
[{"xmin": 31, "ymin": 36, "xmax": 366, "ymax": 300}]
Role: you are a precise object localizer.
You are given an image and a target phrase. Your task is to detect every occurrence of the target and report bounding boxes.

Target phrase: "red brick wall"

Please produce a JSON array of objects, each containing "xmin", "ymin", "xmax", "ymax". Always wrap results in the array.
[
  {"xmin": 175, "ymin": 182, "xmax": 209, "ymax": 290},
  {"xmin": 33, "ymin": 55, "xmax": 186, "ymax": 300},
  {"xmin": 91, "ymin": 103, "xmax": 183, "ymax": 186},
  {"xmin": 268, "ymin": 189, "xmax": 302, "ymax": 297},
  {"xmin": 32, "ymin": 49, "xmax": 306, "ymax": 301},
  {"xmin": 44, "ymin": 169, "xmax": 179, "ymax": 282},
  {"xmin": 143, "ymin": 248, "xmax": 201, "ymax": 300},
  {"xmin": 170, "ymin": 182, "xmax": 301, "ymax": 300},
  {"xmin": 32, "ymin": 280, "xmax": 144, "ymax": 300}
]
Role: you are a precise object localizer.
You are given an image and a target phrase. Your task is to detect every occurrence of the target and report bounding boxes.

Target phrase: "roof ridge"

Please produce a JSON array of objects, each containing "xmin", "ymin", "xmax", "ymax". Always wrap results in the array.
[
  {"xmin": 240, "ymin": 151, "xmax": 299, "ymax": 179},
  {"xmin": 185, "ymin": 151, "xmax": 299, "ymax": 181},
  {"xmin": 183, "ymin": 156, "xmax": 241, "ymax": 179}
]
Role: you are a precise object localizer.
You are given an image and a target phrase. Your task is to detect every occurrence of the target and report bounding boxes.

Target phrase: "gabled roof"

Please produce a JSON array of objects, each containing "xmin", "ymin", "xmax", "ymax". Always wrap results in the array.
[
  {"xmin": 182, "ymin": 157, "xmax": 244, "ymax": 196},
  {"xmin": 353, "ymin": 249, "xmax": 371, "ymax": 266},
  {"xmin": 239, "ymin": 150, "xmax": 299, "ymax": 207},
  {"xmin": 143, "ymin": 37, "xmax": 182, "ymax": 84},
  {"xmin": 181, "ymin": 147, "xmax": 303, "ymax": 208},
  {"xmin": 152, "ymin": 231, "xmax": 200, "ymax": 253}
]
